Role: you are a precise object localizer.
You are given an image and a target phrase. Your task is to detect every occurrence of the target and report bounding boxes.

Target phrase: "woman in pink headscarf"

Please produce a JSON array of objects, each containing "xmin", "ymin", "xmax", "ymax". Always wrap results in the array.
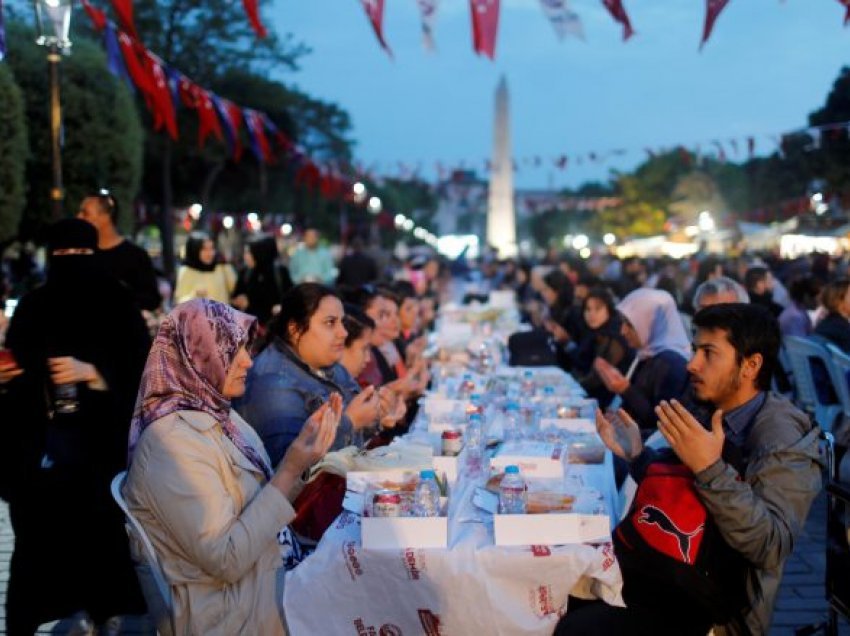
[{"xmin": 124, "ymin": 299, "xmax": 339, "ymax": 635}]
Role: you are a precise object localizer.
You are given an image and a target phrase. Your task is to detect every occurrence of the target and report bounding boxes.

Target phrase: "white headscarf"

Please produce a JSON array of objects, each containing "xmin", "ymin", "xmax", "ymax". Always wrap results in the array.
[{"xmin": 617, "ymin": 288, "xmax": 691, "ymax": 361}]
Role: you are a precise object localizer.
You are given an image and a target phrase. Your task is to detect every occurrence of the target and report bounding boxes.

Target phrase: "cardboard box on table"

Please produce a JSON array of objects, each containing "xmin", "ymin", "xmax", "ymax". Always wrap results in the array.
[
  {"xmin": 345, "ymin": 469, "xmax": 449, "ymax": 550},
  {"xmin": 489, "ymin": 440, "xmax": 566, "ymax": 479},
  {"xmin": 493, "ymin": 509, "xmax": 611, "ymax": 546}
]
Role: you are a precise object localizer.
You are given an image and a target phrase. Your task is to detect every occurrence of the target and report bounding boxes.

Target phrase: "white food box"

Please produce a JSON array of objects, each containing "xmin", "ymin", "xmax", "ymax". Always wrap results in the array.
[
  {"xmin": 490, "ymin": 441, "xmax": 565, "ymax": 479},
  {"xmin": 361, "ymin": 498, "xmax": 449, "ymax": 550},
  {"xmin": 493, "ymin": 511, "xmax": 611, "ymax": 546},
  {"xmin": 488, "ymin": 289, "xmax": 517, "ymax": 309},
  {"xmin": 431, "ymin": 453, "xmax": 460, "ymax": 486},
  {"xmin": 345, "ymin": 469, "xmax": 449, "ymax": 550},
  {"xmin": 539, "ymin": 418, "xmax": 596, "ymax": 434}
]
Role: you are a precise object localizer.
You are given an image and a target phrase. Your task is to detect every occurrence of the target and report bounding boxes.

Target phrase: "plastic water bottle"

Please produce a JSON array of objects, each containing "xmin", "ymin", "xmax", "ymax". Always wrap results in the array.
[
  {"xmin": 413, "ymin": 469, "xmax": 441, "ymax": 517},
  {"xmin": 464, "ymin": 413, "xmax": 485, "ymax": 475},
  {"xmin": 503, "ymin": 402, "xmax": 520, "ymax": 441},
  {"xmin": 468, "ymin": 393, "xmax": 484, "ymax": 416},
  {"xmin": 520, "ymin": 370, "xmax": 536, "ymax": 394},
  {"xmin": 458, "ymin": 373, "xmax": 475, "ymax": 399},
  {"xmin": 498, "ymin": 465, "xmax": 527, "ymax": 515}
]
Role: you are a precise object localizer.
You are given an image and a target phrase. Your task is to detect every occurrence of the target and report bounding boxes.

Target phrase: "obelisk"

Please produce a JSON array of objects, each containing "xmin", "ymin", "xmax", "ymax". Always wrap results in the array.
[{"xmin": 486, "ymin": 75, "xmax": 517, "ymax": 258}]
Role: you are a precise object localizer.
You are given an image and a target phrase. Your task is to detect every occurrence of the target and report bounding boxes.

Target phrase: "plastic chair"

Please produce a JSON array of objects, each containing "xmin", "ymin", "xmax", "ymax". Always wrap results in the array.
[
  {"xmin": 110, "ymin": 472, "xmax": 175, "ymax": 636},
  {"xmin": 825, "ymin": 432, "xmax": 850, "ymax": 636},
  {"xmin": 783, "ymin": 336, "xmax": 843, "ymax": 433},
  {"xmin": 826, "ymin": 344, "xmax": 850, "ymax": 432}
]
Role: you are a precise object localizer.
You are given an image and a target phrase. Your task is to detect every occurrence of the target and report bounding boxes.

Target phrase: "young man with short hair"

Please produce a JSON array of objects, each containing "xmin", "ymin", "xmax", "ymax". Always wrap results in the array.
[{"xmin": 557, "ymin": 303, "xmax": 821, "ymax": 635}]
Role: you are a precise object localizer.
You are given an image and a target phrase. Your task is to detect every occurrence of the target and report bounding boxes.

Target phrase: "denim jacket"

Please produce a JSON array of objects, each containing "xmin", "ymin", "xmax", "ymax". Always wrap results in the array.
[{"xmin": 235, "ymin": 338, "xmax": 361, "ymax": 465}]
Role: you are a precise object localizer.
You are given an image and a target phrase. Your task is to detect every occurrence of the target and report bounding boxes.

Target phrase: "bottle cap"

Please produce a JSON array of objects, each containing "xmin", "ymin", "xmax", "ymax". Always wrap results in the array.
[
  {"xmin": 470, "ymin": 393, "xmax": 482, "ymax": 401},
  {"xmin": 420, "ymin": 469, "xmax": 436, "ymax": 479},
  {"xmin": 506, "ymin": 402, "xmax": 519, "ymax": 411},
  {"xmin": 468, "ymin": 413, "xmax": 483, "ymax": 421},
  {"xmin": 505, "ymin": 465, "xmax": 519, "ymax": 474}
]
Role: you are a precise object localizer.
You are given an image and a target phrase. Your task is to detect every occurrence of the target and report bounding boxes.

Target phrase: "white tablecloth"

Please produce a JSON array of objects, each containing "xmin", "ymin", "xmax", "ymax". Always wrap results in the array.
[{"xmin": 284, "ymin": 463, "xmax": 625, "ymax": 635}]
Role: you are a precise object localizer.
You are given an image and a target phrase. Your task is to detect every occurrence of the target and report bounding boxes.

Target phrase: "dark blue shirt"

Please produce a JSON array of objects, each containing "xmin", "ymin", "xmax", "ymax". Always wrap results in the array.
[{"xmin": 723, "ymin": 391, "xmax": 766, "ymax": 448}]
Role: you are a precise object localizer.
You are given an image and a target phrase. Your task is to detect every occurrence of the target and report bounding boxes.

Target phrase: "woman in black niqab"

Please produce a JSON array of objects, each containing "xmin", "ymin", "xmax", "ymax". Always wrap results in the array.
[{"xmin": 0, "ymin": 219, "xmax": 151, "ymax": 634}]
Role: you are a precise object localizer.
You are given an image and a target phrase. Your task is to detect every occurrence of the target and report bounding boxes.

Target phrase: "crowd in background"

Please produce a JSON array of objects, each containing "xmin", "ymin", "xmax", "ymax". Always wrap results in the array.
[{"xmin": 0, "ymin": 194, "xmax": 847, "ymax": 633}]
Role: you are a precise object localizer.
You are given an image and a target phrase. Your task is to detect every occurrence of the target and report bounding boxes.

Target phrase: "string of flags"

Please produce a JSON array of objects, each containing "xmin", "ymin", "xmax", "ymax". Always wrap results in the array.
[
  {"xmin": 359, "ymin": 0, "xmax": 850, "ymax": 58},
  {"xmin": 350, "ymin": 118, "xmax": 850, "ymax": 183},
  {"xmin": 78, "ymin": 0, "xmax": 360, "ymax": 201}
]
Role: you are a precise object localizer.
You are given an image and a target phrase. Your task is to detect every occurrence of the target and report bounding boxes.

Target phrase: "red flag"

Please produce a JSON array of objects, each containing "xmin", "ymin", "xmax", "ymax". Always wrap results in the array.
[
  {"xmin": 470, "ymin": 0, "xmax": 500, "ymax": 59},
  {"xmin": 359, "ymin": 0, "xmax": 392, "ymax": 56},
  {"xmin": 144, "ymin": 51, "xmax": 178, "ymax": 140},
  {"xmin": 196, "ymin": 88, "xmax": 223, "ymax": 148},
  {"xmin": 81, "ymin": 0, "xmax": 107, "ymax": 31},
  {"xmin": 839, "ymin": 0, "xmax": 850, "ymax": 26},
  {"xmin": 601, "ymin": 0, "xmax": 634, "ymax": 41},
  {"xmin": 700, "ymin": 0, "xmax": 730, "ymax": 50},
  {"xmin": 241, "ymin": 0, "xmax": 268, "ymax": 38},
  {"xmin": 110, "ymin": 0, "xmax": 138, "ymax": 39},
  {"xmin": 117, "ymin": 33, "xmax": 154, "ymax": 96}
]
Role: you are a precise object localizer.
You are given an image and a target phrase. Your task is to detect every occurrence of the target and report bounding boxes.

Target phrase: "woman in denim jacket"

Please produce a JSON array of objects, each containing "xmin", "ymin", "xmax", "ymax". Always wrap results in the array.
[{"xmin": 236, "ymin": 283, "xmax": 393, "ymax": 465}]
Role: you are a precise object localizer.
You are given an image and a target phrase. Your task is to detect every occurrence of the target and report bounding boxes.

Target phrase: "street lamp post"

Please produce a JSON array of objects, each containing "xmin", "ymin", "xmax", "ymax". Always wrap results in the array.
[{"xmin": 33, "ymin": 0, "xmax": 72, "ymax": 221}]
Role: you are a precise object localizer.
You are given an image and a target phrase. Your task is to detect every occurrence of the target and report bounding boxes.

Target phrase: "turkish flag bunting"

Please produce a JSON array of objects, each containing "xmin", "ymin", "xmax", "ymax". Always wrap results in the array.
[
  {"xmin": 360, "ymin": 0, "xmax": 392, "ymax": 55},
  {"xmin": 144, "ymin": 51, "xmax": 178, "ymax": 140},
  {"xmin": 840, "ymin": 0, "xmax": 850, "ymax": 25},
  {"xmin": 700, "ymin": 0, "xmax": 730, "ymax": 50},
  {"xmin": 110, "ymin": 0, "xmax": 138, "ymax": 39},
  {"xmin": 261, "ymin": 114, "xmax": 293, "ymax": 151},
  {"xmin": 601, "ymin": 0, "xmax": 634, "ymax": 41},
  {"xmin": 747, "ymin": 136, "xmax": 755, "ymax": 158},
  {"xmin": 244, "ymin": 109, "xmax": 274, "ymax": 164},
  {"xmin": 241, "ymin": 0, "xmax": 268, "ymax": 38},
  {"xmin": 470, "ymin": 0, "xmax": 500, "ymax": 59},
  {"xmin": 117, "ymin": 33, "xmax": 154, "ymax": 97},
  {"xmin": 195, "ymin": 88, "xmax": 224, "ymax": 148},
  {"xmin": 81, "ymin": 0, "xmax": 107, "ymax": 31},
  {"xmin": 212, "ymin": 96, "xmax": 244, "ymax": 162}
]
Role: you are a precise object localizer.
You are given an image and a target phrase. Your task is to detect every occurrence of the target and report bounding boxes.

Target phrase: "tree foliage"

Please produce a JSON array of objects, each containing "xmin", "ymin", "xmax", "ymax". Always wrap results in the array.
[
  {"xmin": 4, "ymin": 22, "xmax": 143, "ymax": 234},
  {"xmin": 0, "ymin": 62, "xmax": 29, "ymax": 242}
]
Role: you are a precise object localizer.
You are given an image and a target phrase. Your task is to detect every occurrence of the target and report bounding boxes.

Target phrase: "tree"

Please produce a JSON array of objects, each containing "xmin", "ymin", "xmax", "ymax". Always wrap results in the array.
[
  {"xmin": 809, "ymin": 66, "xmax": 850, "ymax": 196},
  {"xmin": 0, "ymin": 62, "xmax": 29, "ymax": 243},
  {"xmin": 4, "ymin": 22, "xmax": 143, "ymax": 235}
]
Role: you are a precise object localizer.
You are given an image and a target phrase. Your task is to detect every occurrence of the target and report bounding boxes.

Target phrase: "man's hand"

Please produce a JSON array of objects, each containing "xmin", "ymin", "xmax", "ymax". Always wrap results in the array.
[
  {"xmin": 596, "ymin": 408, "xmax": 643, "ymax": 460},
  {"xmin": 655, "ymin": 400, "xmax": 724, "ymax": 475},
  {"xmin": 594, "ymin": 357, "xmax": 629, "ymax": 394}
]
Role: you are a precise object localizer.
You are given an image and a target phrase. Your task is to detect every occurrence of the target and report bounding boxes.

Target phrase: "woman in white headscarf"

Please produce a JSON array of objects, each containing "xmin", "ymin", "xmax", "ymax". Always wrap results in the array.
[{"xmin": 593, "ymin": 288, "xmax": 691, "ymax": 430}]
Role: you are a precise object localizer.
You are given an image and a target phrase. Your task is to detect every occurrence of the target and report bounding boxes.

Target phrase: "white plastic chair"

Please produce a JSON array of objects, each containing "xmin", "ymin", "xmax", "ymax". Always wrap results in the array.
[
  {"xmin": 110, "ymin": 472, "xmax": 175, "ymax": 636},
  {"xmin": 784, "ymin": 336, "xmax": 843, "ymax": 433}
]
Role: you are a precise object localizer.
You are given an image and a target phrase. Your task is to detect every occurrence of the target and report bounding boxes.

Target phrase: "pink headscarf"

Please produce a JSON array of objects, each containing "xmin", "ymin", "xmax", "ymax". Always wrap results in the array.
[{"xmin": 127, "ymin": 299, "xmax": 271, "ymax": 479}]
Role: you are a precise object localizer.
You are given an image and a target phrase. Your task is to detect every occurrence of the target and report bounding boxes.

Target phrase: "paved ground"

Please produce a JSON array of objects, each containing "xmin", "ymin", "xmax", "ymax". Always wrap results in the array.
[{"xmin": 1, "ymin": 490, "xmax": 848, "ymax": 635}]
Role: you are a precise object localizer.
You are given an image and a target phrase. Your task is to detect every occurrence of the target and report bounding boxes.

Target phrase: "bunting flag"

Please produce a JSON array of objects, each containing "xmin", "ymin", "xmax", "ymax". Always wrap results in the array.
[
  {"xmin": 261, "ymin": 113, "xmax": 293, "ymax": 151},
  {"xmin": 0, "ymin": 0, "xmax": 7, "ymax": 62},
  {"xmin": 713, "ymin": 140, "xmax": 726, "ymax": 162},
  {"xmin": 538, "ymin": 0, "xmax": 585, "ymax": 40},
  {"xmin": 110, "ymin": 0, "xmax": 138, "ymax": 39},
  {"xmin": 81, "ymin": 0, "xmax": 107, "ymax": 31},
  {"xmin": 839, "ymin": 0, "xmax": 850, "ymax": 26},
  {"xmin": 601, "ymin": 0, "xmax": 634, "ymax": 41},
  {"xmin": 196, "ymin": 87, "xmax": 224, "ymax": 148},
  {"xmin": 242, "ymin": 0, "xmax": 268, "ymax": 38},
  {"xmin": 103, "ymin": 23, "xmax": 133, "ymax": 91},
  {"xmin": 144, "ymin": 51, "xmax": 178, "ymax": 140},
  {"xmin": 470, "ymin": 0, "xmax": 500, "ymax": 59},
  {"xmin": 244, "ymin": 108, "xmax": 273, "ymax": 163},
  {"xmin": 212, "ymin": 95, "xmax": 244, "ymax": 161},
  {"xmin": 700, "ymin": 0, "xmax": 730, "ymax": 50},
  {"xmin": 117, "ymin": 33, "xmax": 154, "ymax": 96},
  {"xmin": 359, "ymin": 0, "xmax": 392, "ymax": 56},
  {"xmin": 416, "ymin": 0, "xmax": 439, "ymax": 50},
  {"xmin": 747, "ymin": 136, "xmax": 755, "ymax": 158}
]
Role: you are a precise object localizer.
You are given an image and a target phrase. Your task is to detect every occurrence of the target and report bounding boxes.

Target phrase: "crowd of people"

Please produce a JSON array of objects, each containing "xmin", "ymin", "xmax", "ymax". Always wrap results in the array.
[{"xmin": 0, "ymin": 195, "xmax": 845, "ymax": 634}]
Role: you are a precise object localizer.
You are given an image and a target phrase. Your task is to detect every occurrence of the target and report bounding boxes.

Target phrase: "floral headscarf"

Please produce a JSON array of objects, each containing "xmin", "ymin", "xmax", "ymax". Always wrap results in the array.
[{"xmin": 128, "ymin": 298, "xmax": 271, "ymax": 479}]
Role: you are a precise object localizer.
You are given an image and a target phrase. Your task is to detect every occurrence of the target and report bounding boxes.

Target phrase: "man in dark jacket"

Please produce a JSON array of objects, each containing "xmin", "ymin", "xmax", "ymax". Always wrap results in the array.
[{"xmin": 556, "ymin": 303, "xmax": 821, "ymax": 636}]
